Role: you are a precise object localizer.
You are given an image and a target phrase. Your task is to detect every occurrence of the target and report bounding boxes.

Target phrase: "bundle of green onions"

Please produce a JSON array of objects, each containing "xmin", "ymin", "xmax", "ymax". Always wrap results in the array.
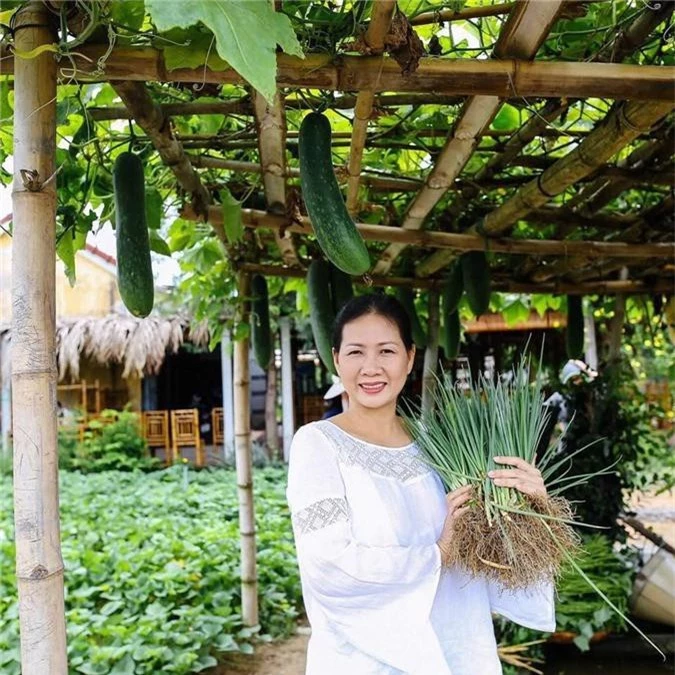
[{"xmin": 403, "ymin": 354, "xmax": 612, "ymax": 590}]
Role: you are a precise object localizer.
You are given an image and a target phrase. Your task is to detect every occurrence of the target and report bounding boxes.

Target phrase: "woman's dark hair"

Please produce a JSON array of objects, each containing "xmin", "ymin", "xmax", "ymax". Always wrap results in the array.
[{"xmin": 332, "ymin": 293, "xmax": 414, "ymax": 352}]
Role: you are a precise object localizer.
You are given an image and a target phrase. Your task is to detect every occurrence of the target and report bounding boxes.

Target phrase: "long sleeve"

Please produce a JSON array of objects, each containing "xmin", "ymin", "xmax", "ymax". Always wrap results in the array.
[
  {"xmin": 286, "ymin": 423, "xmax": 451, "ymax": 675},
  {"xmin": 487, "ymin": 578, "xmax": 556, "ymax": 632}
]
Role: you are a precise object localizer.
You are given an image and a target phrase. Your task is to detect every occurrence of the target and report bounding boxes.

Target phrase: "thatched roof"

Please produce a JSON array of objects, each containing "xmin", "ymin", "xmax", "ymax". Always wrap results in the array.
[{"xmin": 0, "ymin": 315, "xmax": 210, "ymax": 381}]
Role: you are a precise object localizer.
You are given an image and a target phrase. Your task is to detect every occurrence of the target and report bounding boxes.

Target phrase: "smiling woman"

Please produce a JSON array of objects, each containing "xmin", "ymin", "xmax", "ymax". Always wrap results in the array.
[{"xmin": 286, "ymin": 293, "xmax": 555, "ymax": 675}]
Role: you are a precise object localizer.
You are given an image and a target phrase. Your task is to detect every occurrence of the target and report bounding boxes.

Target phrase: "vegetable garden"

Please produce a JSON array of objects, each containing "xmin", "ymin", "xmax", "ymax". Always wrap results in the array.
[{"xmin": 0, "ymin": 0, "xmax": 673, "ymax": 673}]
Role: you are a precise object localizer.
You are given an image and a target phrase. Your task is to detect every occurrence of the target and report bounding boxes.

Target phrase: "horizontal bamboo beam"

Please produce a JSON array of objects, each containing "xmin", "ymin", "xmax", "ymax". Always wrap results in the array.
[
  {"xmin": 188, "ymin": 154, "xmax": 423, "ymax": 191},
  {"xmin": 86, "ymin": 93, "xmax": 468, "ymax": 120},
  {"xmin": 409, "ymin": 0, "xmax": 602, "ymax": 25},
  {"xmin": 236, "ymin": 262, "xmax": 672, "ymax": 295},
  {"xmin": 3, "ymin": 47, "xmax": 673, "ymax": 100},
  {"xmin": 181, "ymin": 206, "xmax": 675, "ymax": 261}
]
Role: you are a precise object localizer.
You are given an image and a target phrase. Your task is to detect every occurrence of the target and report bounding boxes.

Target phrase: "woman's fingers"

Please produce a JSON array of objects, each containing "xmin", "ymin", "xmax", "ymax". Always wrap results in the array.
[{"xmin": 493, "ymin": 455, "xmax": 539, "ymax": 471}]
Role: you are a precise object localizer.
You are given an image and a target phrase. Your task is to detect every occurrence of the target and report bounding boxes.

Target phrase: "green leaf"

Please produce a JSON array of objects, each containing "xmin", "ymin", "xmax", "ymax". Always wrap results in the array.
[
  {"xmin": 109, "ymin": 654, "xmax": 135, "ymax": 675},
  {"xmin": 110, "ymin": 1, "xmax": 146, "ymax": 32},
  {"xmin": 501, "ymin": 299, "xmax": 530, "ymax": 326},
  {"xmin": 162, "ymin": 30, "xmax": 230, "ymax": 72},
  {"xmin": 149, "ymin": 230, "xmax": 172, "ymax": 257},
  {"xmin": 57, "ymin": 229, "xmax": 88, "ymax": 286},
  {"xmin": 145, "ymin": 187, "xmax": 163, "ymax": 230},
  {"xmin": 491, "ymin": 103, "xmax": 520, "ymax": 131},
  {"xmin": 221, "ymin": 188, "xmax": 243, "ymax": 244},
  {"xmin": 0, "ymin": 79, "xmax": 12, "ymax": 122},
  {"xmin": 146, "ymin": 0, "xmax": 303, "ymax": 102}
]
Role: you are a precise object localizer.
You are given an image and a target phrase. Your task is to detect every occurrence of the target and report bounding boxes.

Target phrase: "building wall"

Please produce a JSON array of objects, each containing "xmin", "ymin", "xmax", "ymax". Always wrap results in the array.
[{"xmin": 0, "ymin": 234, "xmax": 120, "ymax": 322}]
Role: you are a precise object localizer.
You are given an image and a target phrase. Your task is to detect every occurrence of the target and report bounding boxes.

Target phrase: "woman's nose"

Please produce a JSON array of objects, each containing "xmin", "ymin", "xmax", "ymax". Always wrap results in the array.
[{"xmin": 360, "ymin": 352, "xmax": 383, "ymax": 374}]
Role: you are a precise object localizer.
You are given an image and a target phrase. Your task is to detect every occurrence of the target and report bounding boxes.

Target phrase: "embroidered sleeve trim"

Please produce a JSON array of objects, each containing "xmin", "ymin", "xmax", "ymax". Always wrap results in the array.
[{"xmin": 292, "ymin": 497, "xmax": 350, "ymax": 536}]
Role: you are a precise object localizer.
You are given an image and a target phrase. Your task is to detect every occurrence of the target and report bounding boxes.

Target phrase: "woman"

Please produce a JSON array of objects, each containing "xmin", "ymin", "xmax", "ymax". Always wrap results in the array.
[{"xmin": 286, "ymin": 294, "xmax": 553, "ymax": 675}]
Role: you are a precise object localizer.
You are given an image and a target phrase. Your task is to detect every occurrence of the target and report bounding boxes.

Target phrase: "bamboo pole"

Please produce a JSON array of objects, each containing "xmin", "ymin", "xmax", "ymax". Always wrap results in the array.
[
  {"xmin": 236, "ymin": 263, "xmax": 672, "ymax": 295},
  {"xmin": 188, "ymin": 155, "xmax": 423, "ymax": 192},
  {"xmin": 345, "ymin": 0, "xmax": 396, "ymax": 215},
  {"xmin": 182, "ymin": 206, "xmax": 675, "ymax": 261},
  {"xmin": 252, "ymin": 89, "xmax": 298, "ymax": 267},
  {"xmin": 373, "ymin": 0, "xmax": 566, "ymax": 274},
  {"xmin": 279, "ymin": 317, "xmax": 294, "ymax": 463},
  {"xmin": 411, "ymin": 2, "xmax": 516, "ymax": 24},
  {"xmin": 11, "ymin": 4, "xmax": 67, "ymax": 673},
  {"xmin": 421, "ymin": 291, "xmax": 440, "ymax": 414},
  {"xmin": 233, "ymin": 272, "xmax": 258, "ymax": 627},
  {"xmin": 220, "ymin": 330, "xmax": 235, "ymax": 463},
  {"xmin": 0, "ymin": 334, "xmax": 10, "ymax": 455},
  {"xmin": 111, "ymin": 81, "xmax": 212, "ymax": 221},
  {"xmin": 4, "ymin": 46, "xmax": 673, "ymax": 100},
  {"xmin": 87, "ymin": 93, "xmax": 466, "ymax": 120},
  {"xmin": 265, "ymin": 357, "xmax": 279, "ymax": 462}
]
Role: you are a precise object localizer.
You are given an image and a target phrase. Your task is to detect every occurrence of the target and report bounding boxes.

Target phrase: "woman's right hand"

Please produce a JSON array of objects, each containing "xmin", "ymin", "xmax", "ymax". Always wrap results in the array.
[{"xmin": 436, "ymin": 485, "xmax": 473, "ymax": 566}]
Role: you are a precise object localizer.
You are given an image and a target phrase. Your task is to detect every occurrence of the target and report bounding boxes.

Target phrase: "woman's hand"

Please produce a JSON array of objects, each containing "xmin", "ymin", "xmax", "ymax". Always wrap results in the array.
[
  {"xmin": 437, "ymin": 485, "xmax": 473, "ymax": 566},
  {"xmin": 488, "ymin": 456, "xmax": 547, "ymax": 499}
]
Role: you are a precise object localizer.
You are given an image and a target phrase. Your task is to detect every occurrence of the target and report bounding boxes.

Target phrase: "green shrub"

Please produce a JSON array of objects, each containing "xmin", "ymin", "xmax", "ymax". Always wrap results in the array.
[
  {"xmin": 0, "ymin": 466, "xmax": 301, "ymax": 674},
  {"xmin": 60, "ymin": 409, "xmax": 160, "ymax": 473}
]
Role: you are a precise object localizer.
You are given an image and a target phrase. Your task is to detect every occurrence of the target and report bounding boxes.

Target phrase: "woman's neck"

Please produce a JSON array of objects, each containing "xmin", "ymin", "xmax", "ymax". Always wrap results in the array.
[{"xmin": 339, "ymin": 402, "xmax": 403, "ymax": 439}]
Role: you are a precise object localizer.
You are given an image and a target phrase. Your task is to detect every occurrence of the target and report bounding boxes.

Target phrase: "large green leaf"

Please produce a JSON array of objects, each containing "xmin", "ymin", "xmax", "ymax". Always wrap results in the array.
[
  {"xmin": 146, "ymin": 0, "xmax": 303, "ymax": 102},
  {"xmin": 221, "ymin": 188, "xmax": 243, "ymax": 244},
  {"xmin": 110, "ymin": 1, "xmax": 146, "ymax": 32}
]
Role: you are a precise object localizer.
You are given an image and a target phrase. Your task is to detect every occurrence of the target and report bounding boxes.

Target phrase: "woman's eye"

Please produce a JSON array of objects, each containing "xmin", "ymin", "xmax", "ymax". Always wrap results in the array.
[
  {"xmin": 381, "ymin": 349, "xmax": 394, "ymax": 354},
  {"xmin": 347, "ymin": 350, "xmax": 361, "ymax": 356}
]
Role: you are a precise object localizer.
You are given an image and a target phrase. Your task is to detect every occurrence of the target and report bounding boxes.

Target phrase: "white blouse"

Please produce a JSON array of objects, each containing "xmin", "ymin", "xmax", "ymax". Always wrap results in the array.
[{"xmin": 286, "ymin": 420, "xmax": 555, "ymax": 675}]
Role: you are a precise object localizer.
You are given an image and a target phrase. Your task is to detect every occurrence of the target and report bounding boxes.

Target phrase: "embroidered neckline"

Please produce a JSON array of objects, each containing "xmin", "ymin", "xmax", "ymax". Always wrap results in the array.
[
  {"xmin": 316, "ymin": 421, "xmax": 430, "ymax": 482},
  {"xmin": 320, "ymin": 420, "xmax": 416, "ymax": 451}
]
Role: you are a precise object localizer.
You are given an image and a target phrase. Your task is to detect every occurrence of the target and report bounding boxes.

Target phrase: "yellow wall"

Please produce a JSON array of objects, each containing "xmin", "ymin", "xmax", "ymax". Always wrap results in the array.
[{"xmin": 0, "ymin": 233, "xmax": 120, "ymax": 322}]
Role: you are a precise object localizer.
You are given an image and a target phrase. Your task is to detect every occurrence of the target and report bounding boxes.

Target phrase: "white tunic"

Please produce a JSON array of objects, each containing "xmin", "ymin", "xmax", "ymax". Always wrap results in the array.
[{"xmin": 286, "ymin": 420, "xmax": 555, "ymax": 675}]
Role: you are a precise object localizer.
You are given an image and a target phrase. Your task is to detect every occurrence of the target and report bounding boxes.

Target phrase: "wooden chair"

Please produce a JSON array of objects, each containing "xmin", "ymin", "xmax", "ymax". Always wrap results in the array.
[
  {"xmin": 142, "ymin": 410, "xmax": 170, "ymax": 464},
  {"xmin": 170, "ymin": 409, "xmax": 204, "ymax": 467},
  {"xmin": 211, "ymin": 407, "xmax": 224, "ymax": 447}
]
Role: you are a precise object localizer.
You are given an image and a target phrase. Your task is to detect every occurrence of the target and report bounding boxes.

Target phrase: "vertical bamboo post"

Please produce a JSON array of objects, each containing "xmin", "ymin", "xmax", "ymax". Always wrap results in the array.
[
  {"xmin": 233, "ymin": 272, "xmax": 258, "ymax": 627},
  {"xmin": 11, "ymin": 4, "xmax": 67, "ymax": 673},
  {"xmin": 584, "ymin": 309, "xmax": 598, "ymax": 371},
  {"xmin": 265, "ymin": 352, "xmax": 279, "ymax": 461},
  {"xmin": 607, "ymin": 268, "xmax": 629, "ymax": 364},
  {"xmin": 220, "ymin": 328, "xmax": 235, "ymax": 463},
  {"xmin": 421, "ymin": 291, "xmax": 440, "ymax": 413},
  {"xmin": 0, "ymin": 334, "xmax": 11, "ymax": 455},
  {"xmin": 279, "ymin": 317, "xmax": 294, "ymax": 462}
]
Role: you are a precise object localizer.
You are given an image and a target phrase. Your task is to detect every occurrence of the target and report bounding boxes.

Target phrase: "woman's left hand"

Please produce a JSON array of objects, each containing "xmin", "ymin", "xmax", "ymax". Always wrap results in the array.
[{"xmin": 488, "ymin": 456, "xmax": 547, "ymax": 499}]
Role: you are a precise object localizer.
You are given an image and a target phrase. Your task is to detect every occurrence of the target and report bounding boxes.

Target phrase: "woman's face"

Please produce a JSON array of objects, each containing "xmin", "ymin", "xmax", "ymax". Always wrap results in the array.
[{"xmin": 333, "ymin": 312, "xmax": 415, "ymax": 411}]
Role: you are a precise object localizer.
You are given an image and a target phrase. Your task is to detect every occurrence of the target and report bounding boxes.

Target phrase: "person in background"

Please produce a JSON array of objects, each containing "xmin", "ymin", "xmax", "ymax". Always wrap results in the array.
[{"xmin": 321, "ymin": 376, "xmax": 349, "ymax": 420}]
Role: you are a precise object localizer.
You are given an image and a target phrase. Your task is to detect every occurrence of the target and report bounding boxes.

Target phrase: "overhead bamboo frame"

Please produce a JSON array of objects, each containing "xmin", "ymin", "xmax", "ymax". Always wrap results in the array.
[{"xmin": 372, "ymin": 0, "xmax": 567, "ymax": 275}]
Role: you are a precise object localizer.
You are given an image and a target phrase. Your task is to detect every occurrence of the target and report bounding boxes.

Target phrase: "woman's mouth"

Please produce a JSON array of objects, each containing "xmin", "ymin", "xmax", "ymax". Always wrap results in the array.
[{"xmin": 359, "ymin": 382, "xmax": 386, "ymax": 395}]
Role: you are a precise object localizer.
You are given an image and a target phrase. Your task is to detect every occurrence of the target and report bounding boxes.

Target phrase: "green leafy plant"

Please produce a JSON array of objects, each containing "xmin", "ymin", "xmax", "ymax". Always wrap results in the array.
[{"xmin": 0, "ymin": 466, "xmax": 302, "ymax": 675}]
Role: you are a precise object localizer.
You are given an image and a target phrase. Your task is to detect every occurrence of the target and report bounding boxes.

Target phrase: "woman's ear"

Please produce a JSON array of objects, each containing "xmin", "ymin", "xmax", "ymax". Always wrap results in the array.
[
  {"xmin": 332, "ymin": 348, "xmax": 340, "ymax": 376},
  {"xmin": 407, "ymin": 345, "xmax": 416, "ymax": 374}
]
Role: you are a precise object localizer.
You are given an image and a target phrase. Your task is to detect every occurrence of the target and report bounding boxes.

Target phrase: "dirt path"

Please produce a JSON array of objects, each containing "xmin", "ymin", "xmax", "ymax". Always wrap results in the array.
[{"xmin": 211, "ymin": 628, "xmax": 308, "ymax": 675}]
